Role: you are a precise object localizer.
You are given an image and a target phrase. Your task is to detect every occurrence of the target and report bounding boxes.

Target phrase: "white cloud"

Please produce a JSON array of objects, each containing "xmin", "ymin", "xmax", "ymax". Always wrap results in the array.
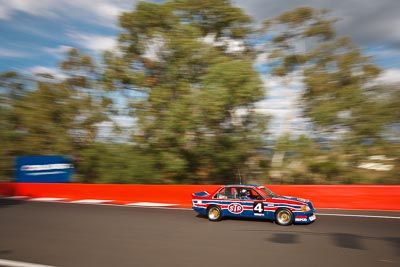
[
  {"xmin": 112, "ymin": 115, "xmax": 135, "ymax": 128},
  {"xmin": 0, "ymin": 0, "xmax": 58, "ymax": 20},
  {"xmin": 0, "ymin": 47, "xmax": 31, "ymax": 58},
  {"xmin": 234, "ymin": 0, "xmax": 400, "ymax": 49},
  {"xmin": 143, "ymin": 36, "xmax": 165, "ymax": 61},
  {"xmin": 255, "ymin": 71, "xmax": 305, "ymax": 136},
  {"xmin": 0, "ymin": 4, "xmax": 11, "ymax": 20},
  {"xmin": 202, "ymin": 33, "xmax": 245, "ymax": 53},
  {"xmin": 261, "ymin": 73, "xmax": 304, "ymax": 104},
  {"xmin": 0, "ymin": 0, "xmax": 135, "ymax": 27},
  {"xmin": 28, "ymin": 66, "xmax": 67, "ymax": 79},
  {"xmin": 91, "ymin": 2, "xmax": 125, "ymax": 21},
  {"xmin": 255, "ymin": 52, "xmax": 269, "ymax": 66},
  {"xmin": 67, "ymin": 31, "xmax": 117, "ymax": 52},
  {"xmin": 44, "ymin": 45, "xmax": 74, "ymax": 57},
  {"xmin": 375, "ymin": 68, "xmax": 400, "ymax": 84},
  {"xmin": 60, "ymin": 0, "xmax": 132, "ymax": 28}
]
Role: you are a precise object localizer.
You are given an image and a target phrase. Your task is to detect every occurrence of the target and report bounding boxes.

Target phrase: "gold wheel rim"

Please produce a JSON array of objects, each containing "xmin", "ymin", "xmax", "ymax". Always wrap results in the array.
[
  {"xmin": 278, "ymin": 211, "xmax": 290, "ymax": 223},
  {"xmin": 210, "ymin": 208, "xmax": 220, "ymax": 219}
]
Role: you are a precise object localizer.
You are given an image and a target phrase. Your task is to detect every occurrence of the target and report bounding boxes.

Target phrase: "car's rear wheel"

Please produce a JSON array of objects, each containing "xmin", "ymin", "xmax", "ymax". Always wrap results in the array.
[
  {"xmin": 207, "ymin": 205, "xmax": 222, "ymax": 221},
  {"xmin": 275, "ymin": 208, "xmax": 294, "ymax": 226}
]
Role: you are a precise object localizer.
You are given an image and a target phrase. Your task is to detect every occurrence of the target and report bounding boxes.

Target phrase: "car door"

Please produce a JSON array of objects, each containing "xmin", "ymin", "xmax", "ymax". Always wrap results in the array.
[
  {"xmin": 224, "ymin": 187, "xmax": 245, "ymax": 217},
  {"xmin": 232, "ymin": 187, "xmax": 265, "ymax": 219},
  {"xmin": 249, "ymin": 189, "xmax": 270, "ymax": 219},
  {"xmin": 261, "ymin": 195, "xmax": 274, "ymax": 220}
]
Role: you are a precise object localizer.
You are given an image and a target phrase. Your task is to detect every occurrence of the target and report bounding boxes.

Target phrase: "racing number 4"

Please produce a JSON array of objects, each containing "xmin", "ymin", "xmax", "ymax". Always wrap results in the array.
[{"xmin": 253, "ymin": 202, "xmax": 264, "ymax": 214}]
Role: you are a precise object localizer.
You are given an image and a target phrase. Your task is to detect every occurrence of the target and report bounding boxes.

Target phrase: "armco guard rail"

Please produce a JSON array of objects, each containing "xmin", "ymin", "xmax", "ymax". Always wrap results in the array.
[{"xmin": 0, "ymin": 183, "xmax": 399, "ymax": 211}]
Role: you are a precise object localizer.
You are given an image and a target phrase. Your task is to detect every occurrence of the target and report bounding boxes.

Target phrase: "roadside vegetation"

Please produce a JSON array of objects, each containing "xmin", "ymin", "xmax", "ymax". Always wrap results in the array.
[{"xmin": 0, "ymin": 1, "xmax": 398, "ymax": 184}]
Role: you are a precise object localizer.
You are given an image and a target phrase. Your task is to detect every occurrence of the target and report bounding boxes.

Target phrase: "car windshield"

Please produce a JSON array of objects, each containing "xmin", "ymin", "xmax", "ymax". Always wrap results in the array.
[{"xmin": 257, "ymin": 186, "xmax": 277, "ymax": 198}]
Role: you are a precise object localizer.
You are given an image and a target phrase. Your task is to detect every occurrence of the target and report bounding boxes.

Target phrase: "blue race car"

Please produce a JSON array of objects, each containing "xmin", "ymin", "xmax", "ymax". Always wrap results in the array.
[{"xmin": 192, "ymin": 184, "xmax": 316, "ymax": 226}]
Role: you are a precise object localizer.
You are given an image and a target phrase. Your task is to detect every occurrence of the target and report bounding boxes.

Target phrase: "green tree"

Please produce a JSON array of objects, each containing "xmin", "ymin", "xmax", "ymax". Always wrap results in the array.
[
  {"xmin": 10, "ymin": 81, "xmax": 78, "ymax": 155},
  {"xmin": 9, "ymin": 49, "xmax": 109, "ymax": 155},
  {"xmin": 0, "ymin": 72, "xmax": 31, "ymax": 179},
  {"xmin": 104, "ymin": 0, "xmax": 267, "ymax": 183},
  {"xmin": 262, "ymin": 7, "xmax": 385, "ymax": 143},
  {"xmin": 260, "ymin": 7, "xmax": 399, "ymax": 183},
  {"xmin": 59, "ymin": 48, "xmax": 113, "ymax": 146},
  {"xmin": 76, "ymin": 143, "xmax": 162, "ymax": 184},
  {"xmin": 0, "ymin": 49, "xmax": 115, "ymax": 181}
]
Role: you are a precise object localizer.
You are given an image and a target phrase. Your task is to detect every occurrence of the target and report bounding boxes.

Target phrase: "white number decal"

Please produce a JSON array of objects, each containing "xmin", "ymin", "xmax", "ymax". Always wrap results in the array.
[{"xmin": 253, "ymin": 202, "xmax": 264, "ymax": 213}]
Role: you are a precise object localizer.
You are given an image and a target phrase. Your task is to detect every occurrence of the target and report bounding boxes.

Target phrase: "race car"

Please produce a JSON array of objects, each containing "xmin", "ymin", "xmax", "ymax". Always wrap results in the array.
[{"xmin": 192, "ymin": 184, "xmax": 316, "ymax": 226}]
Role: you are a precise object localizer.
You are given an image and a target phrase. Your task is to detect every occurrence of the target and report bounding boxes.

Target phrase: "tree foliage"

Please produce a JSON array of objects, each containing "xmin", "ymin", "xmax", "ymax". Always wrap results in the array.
[
  {"xmin": 262, "ymin": 7, "xmax": 389, "ymax": 143},
  {"xmin": 104, "ymin": 0, "xmax": 267, "ymax": 183},
  {"xmin": 259, "ymin": 7, "xmax": 399, "ymax": 183},
  {"xmin": 0, "ymin": 49, "xmax": 113, "ymax": 180}
]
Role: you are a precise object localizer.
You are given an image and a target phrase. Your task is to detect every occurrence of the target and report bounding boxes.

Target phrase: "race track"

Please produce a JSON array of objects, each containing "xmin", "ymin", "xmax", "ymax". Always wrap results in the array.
[{"xmin": 0, "ymin": 199, "xmax": 399, "ymax": 267}]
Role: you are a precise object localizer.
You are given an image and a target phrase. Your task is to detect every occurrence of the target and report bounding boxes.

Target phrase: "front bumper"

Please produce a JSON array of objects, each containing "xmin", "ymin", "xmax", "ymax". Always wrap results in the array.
[{"xmin": 293, "ymin": 211, "xmax": 317, "ymax": 224}]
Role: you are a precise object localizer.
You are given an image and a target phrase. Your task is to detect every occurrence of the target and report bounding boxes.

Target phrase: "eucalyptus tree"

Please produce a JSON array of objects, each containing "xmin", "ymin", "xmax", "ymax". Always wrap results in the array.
[
  {"xmin": 261, "ymin": 7, "xmax": 384, "ymax": 144},
  {"xmin": 260, "ymin": 7, "xmax": 399, "ymax": 183},
  {"xmin": 0, "ymin": 49, "xmax": 115, "ymax": 182},
  {"xmin": 104, "ymin": 0, "xmax": 268, "ymax": 183},
  {"xmin": 0, "ymin": 71, "xmax": 30, "ymax": 178}
]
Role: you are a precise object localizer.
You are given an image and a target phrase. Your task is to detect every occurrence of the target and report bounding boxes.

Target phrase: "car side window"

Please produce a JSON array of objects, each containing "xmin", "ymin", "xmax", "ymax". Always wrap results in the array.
[
  {"xmin": 252, "ymin": 190, "xmax": 264, "ymax": 200},
  {"xmin": 214, "ymin": 188, "xmax": 228, "ymax": 199},
  {"xmin": 238, "ymin": 188, "xmax": 263, "ymax": 200},
  {"xmin": 214, "ymin": 187, "xmax": 239, "ymax": 199},
  {"xmin": 232, "ymin": 187, "xmax": 239, "ymax": 199},
  {"xmin": 234, "ymin": 187, "xmax": 242, "ymax": 199}
]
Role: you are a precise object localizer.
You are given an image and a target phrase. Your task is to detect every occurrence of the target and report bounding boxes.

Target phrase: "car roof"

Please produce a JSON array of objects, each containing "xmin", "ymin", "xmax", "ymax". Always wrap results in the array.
[{"xmin": 223, "ymin": 184, "xmax": 260, "ymax": 188}]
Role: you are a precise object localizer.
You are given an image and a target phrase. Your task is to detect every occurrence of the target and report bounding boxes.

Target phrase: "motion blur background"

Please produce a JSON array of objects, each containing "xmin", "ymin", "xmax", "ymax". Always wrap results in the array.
[{"xmin": 0, "ymin": 0, "xmax": 399, "ymax": 185}]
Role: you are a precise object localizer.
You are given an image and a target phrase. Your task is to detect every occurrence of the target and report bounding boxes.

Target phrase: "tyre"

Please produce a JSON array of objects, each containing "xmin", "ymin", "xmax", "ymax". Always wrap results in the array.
[
  {"xmin": 207, "ymin": 205, "xmax": 222, "ymax": 221},
  {"xmin": 275, "ymin": 208, "xmax": 294, "ymax": 226}
]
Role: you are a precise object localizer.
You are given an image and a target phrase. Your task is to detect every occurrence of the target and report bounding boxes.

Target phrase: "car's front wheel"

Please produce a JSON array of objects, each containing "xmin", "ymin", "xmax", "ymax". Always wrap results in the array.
[
  {"xmin": 207, "ymin": 205, "xmax": 222, "ymax": 221},
  {"xmin": 275, "ymin": 208, "xmax": 294, "ymax": 226}
]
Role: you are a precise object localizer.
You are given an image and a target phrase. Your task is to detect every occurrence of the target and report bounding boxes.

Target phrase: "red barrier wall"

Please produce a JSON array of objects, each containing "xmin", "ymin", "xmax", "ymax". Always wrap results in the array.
[
  {"xmin": 267, "ymin": 185, "xmax": 400, "ymax": 211},
  {"xmin": 0, "ymin": 183, "xmax": 399, "ymax": 211}
]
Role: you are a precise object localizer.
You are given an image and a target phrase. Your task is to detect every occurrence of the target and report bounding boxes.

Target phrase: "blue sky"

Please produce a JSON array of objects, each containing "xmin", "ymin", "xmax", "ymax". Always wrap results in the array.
[{"xmin": 1, "ymin": 0, "xmax": 399, "ymax": 136}]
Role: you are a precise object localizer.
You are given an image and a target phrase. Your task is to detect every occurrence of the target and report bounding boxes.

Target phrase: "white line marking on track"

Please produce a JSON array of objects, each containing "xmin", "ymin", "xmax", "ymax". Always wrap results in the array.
[
  {"xmin": 316, "ymin": 213, "xmax": 400, "ymax": 219},
  {"xmin": 0, "ymin": 259, "xmax": 58, "ymax": 267},
  {"xmin": 70, "ymin": 199, "xmax": 113, "ymax": 204},
  {"xmin": 2, "ymin": 196, "xmax": 29, "ymax": 200},
  {"xmin": 29, "ymin": 198, "xmax": 65, "ymax": 202},
  {"xmin": 100, "ymin": 203, "xmax": 190, "ymax": 210},
  {"xmin": 126, "ymin": 202, "xmax": 178, "ymax": 207}
]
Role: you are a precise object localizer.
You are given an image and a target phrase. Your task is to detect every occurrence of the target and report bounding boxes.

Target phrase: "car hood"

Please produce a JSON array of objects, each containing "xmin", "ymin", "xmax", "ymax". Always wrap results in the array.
[{"xmin": 274, "ymin": 195, "xmax": 310, "ymax": 204}]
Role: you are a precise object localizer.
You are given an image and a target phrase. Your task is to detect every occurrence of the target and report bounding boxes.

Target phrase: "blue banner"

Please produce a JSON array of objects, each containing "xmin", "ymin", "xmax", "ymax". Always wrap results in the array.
[{"xmin": 15, "ymin": 156, "xmax": 73, "ymax": 183}]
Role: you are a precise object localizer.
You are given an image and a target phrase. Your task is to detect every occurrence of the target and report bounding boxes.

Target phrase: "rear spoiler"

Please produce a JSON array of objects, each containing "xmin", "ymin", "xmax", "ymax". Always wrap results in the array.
[{"xmin": 192, "ymin": 191, "xmax": 210, "ymax": 197}]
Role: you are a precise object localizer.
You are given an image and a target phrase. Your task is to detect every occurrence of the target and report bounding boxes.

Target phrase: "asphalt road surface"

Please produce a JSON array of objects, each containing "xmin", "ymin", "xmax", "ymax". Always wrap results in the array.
[{"xmin": 0, "ymin": 199, "xmax": 399, "ymax": 267}]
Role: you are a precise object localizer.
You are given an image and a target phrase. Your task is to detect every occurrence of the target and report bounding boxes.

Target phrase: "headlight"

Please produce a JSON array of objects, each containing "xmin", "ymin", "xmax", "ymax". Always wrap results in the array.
[{"xmin": 301, "ymin": 205, "xmax": 311, "ymax": 212}]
